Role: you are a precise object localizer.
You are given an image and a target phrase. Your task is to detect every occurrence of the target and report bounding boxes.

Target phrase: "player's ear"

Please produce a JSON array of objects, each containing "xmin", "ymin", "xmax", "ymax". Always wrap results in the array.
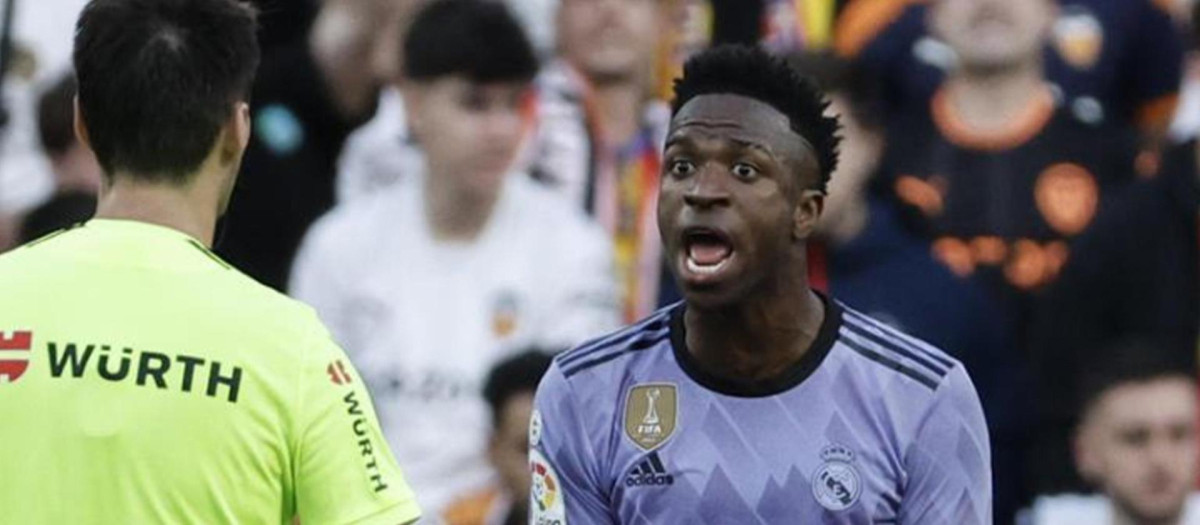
[
  {"xmin": 793, "ymin": 189, "xmax": 825, "ymax": 240},
  {"xmin": 73, "ymin": 96, "xmax": 92, "ymax": 153}
]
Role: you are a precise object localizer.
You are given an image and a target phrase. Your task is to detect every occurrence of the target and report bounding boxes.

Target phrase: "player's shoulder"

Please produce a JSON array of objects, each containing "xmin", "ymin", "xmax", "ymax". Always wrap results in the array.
[
  {"xmin": 832, "ymin": 301, "xmax": 965, "ymax": 394},
  {"xmin": 547, "ymin": 304, "xmax": 677, "ymax": 383}
]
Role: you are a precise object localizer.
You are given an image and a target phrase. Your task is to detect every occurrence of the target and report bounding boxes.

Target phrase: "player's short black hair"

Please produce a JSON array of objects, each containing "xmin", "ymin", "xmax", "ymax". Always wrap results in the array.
[
  {"xmin": 73, "ymin": 0, "xmax": 260, "ymax": 182},
  {"xmin": 671, "ymin": 45, "xmax": 841, "ymax": 193},
  {"xmin": 403, "ymin": 0, "xmax": 538, "ymax": 84},
  {"xmin": 38, "ymin": 73, "xmax": 78, "ymax": 158},
  {"xmin": 1077, "ymin": 339, "xmax": 1195, "ymax": 420},
  {"xmin": 483, "ymin": 350, "xmax": 554, "ymax": 427}
]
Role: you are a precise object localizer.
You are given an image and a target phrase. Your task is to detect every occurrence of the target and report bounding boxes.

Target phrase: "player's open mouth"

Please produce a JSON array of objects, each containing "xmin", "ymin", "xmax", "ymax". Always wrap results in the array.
[{"xmin": 682, "ymin": 227, "xmax": 735, "ymax": 276}]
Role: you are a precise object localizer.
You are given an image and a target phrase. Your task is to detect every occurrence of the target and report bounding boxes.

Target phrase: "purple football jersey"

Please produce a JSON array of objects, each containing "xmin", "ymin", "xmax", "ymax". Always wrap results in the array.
[{"xmin": 530, "ymin": 296, "xmax": 991, "ymax": 524}]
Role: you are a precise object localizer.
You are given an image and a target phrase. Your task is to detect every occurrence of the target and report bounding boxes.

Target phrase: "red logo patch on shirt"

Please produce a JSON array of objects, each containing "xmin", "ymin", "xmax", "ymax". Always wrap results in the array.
[
  {"xmin": 327, "ymin": 360, "xmax": 353, "ymax": 385},
  {"xmin": 0, "ymin": 331, "xmax": 33, "ymax": 384}
]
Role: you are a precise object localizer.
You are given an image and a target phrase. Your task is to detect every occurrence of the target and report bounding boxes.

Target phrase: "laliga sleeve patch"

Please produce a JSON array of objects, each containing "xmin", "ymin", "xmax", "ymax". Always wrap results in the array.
[{"xmin": 530, "ymin": 449, "xmax": 567, "ymax": 525}]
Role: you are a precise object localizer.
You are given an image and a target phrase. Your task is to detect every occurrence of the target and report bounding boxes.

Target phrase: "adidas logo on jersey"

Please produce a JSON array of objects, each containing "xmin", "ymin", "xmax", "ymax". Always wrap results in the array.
[{"xmin": 625, "ymin": 452, "xmax": 674, "ymax": 487}]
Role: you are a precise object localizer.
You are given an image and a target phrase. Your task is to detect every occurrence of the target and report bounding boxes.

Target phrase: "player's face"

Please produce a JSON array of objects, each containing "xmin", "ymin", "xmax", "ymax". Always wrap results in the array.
[
  {"xmin": 658, "ymin": 94, "xmax": 823, "ymax": 308},
  {"xmin": 489, "ymin": 392, "xmax": 534, "ymax": 507},
  {"xmin": 1076, "ymin": 378, "xmax": 1197, "ymax": 523},
  {"xmin": 404, "ymin": 75, "xmax": 531, "ymax": 199},
  {"xmin": 557, "ymin": 0, "xmax": 663, "ymax": 82},
  {"xmin": 930, "ymin": 0, "xmax": 1052, "ymax": 71}
]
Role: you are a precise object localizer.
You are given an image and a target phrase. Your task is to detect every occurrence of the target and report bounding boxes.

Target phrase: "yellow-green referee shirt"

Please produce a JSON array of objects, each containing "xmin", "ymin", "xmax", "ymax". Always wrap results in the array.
[{"xmin": 0, "ymin": 219, "xmax": 421, "ymax": 525}]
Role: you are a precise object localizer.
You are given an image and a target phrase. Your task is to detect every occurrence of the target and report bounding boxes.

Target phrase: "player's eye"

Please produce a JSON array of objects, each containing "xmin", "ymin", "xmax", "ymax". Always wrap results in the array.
[
  {"xmin": 669, "ymin": 159, "xmax": 696, "ymax": 177},
  {"xmin": 731, "ymin": 162, "xmax": 760, "ymax": 181}
]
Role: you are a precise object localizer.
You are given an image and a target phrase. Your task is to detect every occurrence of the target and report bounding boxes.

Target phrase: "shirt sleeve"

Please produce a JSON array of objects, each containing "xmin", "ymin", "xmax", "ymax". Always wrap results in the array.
[
  {"xmin": 292, "ymin": 329, "xmax": 421, "ymax": 525},
  {"xmin": 898, "ymin": 365, "xmax": 993, "ymax": 525},
  {"xmin": 530, "ymin": 362, "xmax": 616, "ymax": 525}
]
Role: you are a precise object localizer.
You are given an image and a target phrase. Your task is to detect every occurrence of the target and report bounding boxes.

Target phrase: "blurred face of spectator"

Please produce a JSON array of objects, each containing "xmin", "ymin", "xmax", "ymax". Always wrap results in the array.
[
  {"xmin": 1075, "ymin": 377, "xmax": 1198, "ymax": 524},
  {"xmin": 557, "ymin": 0, "xmax": 663, "ymax": 83},
  {"xmin": 488, "ymin": 391, "xmax": 534, "ymax": 507},
  {"xmin": 930, "ymin": 0, "xmax": 1053, "ymax": 72},
  {"xmin": 817, "ymin": 94, "xmax": 883, "ymax": 239},
  {"xmin": 404, "ymin": 77, "xmax": 530, "ymax": 199}
]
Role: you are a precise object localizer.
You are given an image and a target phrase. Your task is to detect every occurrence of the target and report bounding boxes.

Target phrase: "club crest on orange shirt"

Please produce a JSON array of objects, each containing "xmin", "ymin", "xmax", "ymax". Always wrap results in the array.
[
  {"xmin": 1035, "ymin": 162, "xmax": 1099, "ymax": 236},
  {"xmin": 624, "ymin": 383, "xmax": 678, "ymax": 451}
]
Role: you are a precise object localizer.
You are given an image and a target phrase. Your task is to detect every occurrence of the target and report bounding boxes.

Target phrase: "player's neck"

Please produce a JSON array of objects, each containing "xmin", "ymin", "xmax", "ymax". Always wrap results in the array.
[
  {"xmin": 591, "ymin": 78, "xmax": 647, "ymax": 148},
  {"xmin": 422, "ymin": 167, "xmax": 501, "ymax": 242},
  {"xmin": 684, "ymin": 277, "xmax": 826, "ymax": 384},
  {"xmin": 94, "ymin": 171, "xmax": 221, "ymax": 247},
  {"xmin": 945, "ymin": 61, "xmax": 1047, "ymax": 133}
]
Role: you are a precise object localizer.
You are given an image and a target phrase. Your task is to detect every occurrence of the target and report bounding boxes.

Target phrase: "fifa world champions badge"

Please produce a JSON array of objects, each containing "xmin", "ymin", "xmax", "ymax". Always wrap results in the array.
[
  {"xmin": 812, "ymin": 444, "xmax": 862, "ymax": 511},
  {"xmin": 624, "ymin": 383, "xmax": 678, "ymax": 451}
]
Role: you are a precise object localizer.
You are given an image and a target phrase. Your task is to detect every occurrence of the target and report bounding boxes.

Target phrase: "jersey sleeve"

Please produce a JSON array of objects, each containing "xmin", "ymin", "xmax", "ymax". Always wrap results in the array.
[
  {"xmin": 898, "ymin": 365, "xmax": 992, "ymax": 525},
  {"xmin": 291, "ymin": 329, "xmax": 421, "ymax": 525},
  {"xmin": 530, "ymin": 362, "xmax": 616, "ymax": 525}
]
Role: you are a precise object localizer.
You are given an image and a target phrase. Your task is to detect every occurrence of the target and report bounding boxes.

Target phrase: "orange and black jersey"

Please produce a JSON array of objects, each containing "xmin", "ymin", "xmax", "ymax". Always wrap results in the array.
[{"xmin": 880, "ymin": 86, "xmax": 1139, "ymax": 294}]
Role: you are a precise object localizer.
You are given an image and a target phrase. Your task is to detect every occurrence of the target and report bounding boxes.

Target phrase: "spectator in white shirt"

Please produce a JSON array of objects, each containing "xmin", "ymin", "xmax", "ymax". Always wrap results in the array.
[{"xmin": 290, "ymin": 0, "xmax": 619, "ymax": 518}]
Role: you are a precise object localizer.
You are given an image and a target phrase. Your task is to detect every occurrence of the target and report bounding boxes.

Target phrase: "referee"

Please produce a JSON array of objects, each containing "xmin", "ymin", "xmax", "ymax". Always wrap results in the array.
[{"xmin": 0, "ymin": 1, "xmax": 420, "ymax": 524}]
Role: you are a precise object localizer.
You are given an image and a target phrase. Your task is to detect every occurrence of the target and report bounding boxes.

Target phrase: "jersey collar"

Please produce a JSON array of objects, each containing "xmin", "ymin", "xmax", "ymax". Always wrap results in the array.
[{"xmin": 669, "ymin": 292, "xmax": 844, "ymax": 397}]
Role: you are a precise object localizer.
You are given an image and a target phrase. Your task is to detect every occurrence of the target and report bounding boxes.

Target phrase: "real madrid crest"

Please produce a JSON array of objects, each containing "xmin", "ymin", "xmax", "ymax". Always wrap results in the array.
[
  {"xmin": 624, "ymin": 383, "xmax": 678, "ymax": 451},
  {"xmin": 812, "ymin": 444, "xmax": 862, "ymax": 511}
]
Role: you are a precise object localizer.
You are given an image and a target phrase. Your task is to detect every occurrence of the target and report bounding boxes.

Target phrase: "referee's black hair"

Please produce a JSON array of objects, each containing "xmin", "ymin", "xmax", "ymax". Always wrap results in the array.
[
  {"xmin": 672, "ymin": 45, "xmax": 841, "ymax": 193},
  {"xmin": 483, "ymin": 350, "xmax": 555, "ymax": 427},
  {"xmin": 403, "ymin": 0, "xmax": 538, "ymax": 84},
  {"xmin": 74, "ymin": 0, "xmax": 259, "ymax": 182}
]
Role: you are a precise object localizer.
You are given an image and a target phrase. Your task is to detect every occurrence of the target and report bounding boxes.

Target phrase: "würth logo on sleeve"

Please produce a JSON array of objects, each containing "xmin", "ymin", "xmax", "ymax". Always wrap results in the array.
[
  {"xmin": 0, "ymin": 331, "xmax": 33, "ymax": 384},
  {"xmin": 328, "ymin": 360, "xmax": 353, "ymax": 385}
]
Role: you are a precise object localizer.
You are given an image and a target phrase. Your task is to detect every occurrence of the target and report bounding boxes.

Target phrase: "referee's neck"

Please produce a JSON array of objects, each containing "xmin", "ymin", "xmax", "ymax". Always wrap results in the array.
[{"xmin": 95, "ymin": 173, "xmax": 221, "ymax": 247}]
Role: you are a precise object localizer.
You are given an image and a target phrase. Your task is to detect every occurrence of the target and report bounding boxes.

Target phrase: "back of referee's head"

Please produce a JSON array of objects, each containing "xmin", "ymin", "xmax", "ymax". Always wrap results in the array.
[{"xmin": 73, "ymin": 0, "xmax": 259, "ymax": 189}]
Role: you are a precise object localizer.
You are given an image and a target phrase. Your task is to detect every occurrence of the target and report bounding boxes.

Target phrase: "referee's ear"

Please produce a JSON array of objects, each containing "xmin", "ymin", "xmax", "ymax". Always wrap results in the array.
[{"xmin": 220, "ymin": 101, "xmax": 252, "ymax": 165}]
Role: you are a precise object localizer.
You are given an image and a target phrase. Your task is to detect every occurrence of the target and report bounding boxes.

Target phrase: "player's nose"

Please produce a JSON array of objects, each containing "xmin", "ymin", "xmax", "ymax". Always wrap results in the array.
[{"xmin": 682, "ymin": 166, "xmax": 732, "ymax": 209}]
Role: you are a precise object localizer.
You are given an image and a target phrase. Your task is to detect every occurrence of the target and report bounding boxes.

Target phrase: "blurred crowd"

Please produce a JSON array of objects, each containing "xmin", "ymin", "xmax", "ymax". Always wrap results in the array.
[{"xmin": 4, "ymin": 0, "xmax": 1200, "ymax": 523}]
